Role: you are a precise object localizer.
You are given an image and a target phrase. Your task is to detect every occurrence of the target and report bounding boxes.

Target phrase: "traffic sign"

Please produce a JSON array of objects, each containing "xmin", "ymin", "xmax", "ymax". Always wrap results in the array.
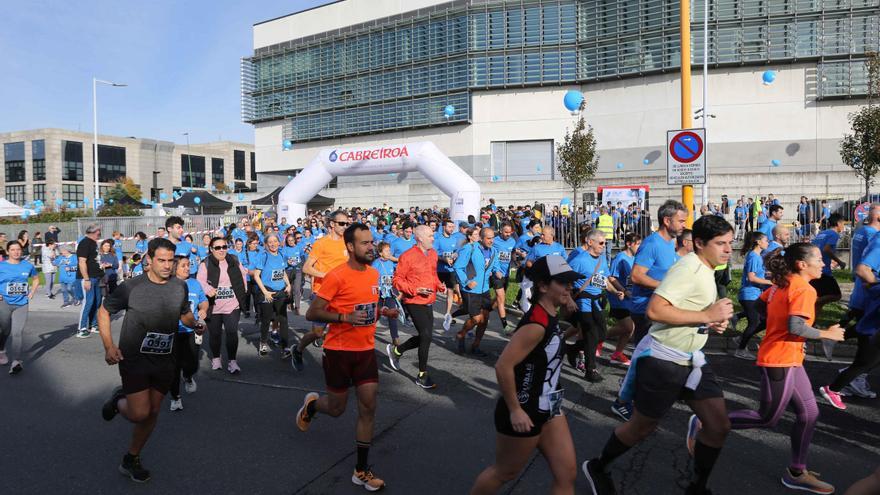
[{"xmin": 667, "ymin": 128, "xmax": 706, "ymax": 185}]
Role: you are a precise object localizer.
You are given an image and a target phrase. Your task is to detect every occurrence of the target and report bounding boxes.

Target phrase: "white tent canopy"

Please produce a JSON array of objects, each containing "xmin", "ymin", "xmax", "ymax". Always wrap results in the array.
[{"xmin": 0, "ymin": 198, "xmax": 35, "ymax": 218}]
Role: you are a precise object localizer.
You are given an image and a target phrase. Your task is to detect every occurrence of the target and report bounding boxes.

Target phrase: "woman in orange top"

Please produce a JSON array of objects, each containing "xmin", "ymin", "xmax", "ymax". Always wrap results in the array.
[{"xmin": 727, "ymin": 243, "xmax": 844, "ymax": 494}]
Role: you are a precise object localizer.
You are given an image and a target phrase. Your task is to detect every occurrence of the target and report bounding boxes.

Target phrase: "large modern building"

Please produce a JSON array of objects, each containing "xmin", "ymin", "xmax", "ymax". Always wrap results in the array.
[
  {"xmin": 0, "ymin": 129, "xmax": 256, "ymax": 207},
  {"xmin": 243, "ymin": 0, "xmax": 879, "ymax": 210}
]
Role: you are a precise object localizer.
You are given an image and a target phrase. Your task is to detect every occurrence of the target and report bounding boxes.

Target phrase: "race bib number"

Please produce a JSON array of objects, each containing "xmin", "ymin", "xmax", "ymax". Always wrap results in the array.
[
  {"xmin": 6, "ymin": 282, "xmax": 27, "ymax": 296},
  {"xmin": 271, "ymin": 269, "xmax": 284, "ymax": 282},
  {"xmin": 287, "ymin": 256, "xmax": 300, "ymax": 266},
  {"xmin": 546, "ymin": 388, "xmax": 565, "ymax": 417},
  {"xmin": 65, "ymin": 266, "xmax": 77, "ymax": 272},
  {"xmin": 140, "ymin": 332, "xmax": 173, "ymax": 355},
  {"xmin": 498, "ymin": 251, "xmax": 511, "ymax": 263},
  {"xmin": 353, "ymin": 302, "xmax": 378, "ymax": 327},
  {"xmin": 590, "ymin": 272, "xmax": 607, "ymax": 288},
  {"xmin": 380, "ymin": 275, "xmax": 393, "ymax": 288},
  {"xmin": 216, "ymin": 286, "xmax": 234, "ymax": 300}
]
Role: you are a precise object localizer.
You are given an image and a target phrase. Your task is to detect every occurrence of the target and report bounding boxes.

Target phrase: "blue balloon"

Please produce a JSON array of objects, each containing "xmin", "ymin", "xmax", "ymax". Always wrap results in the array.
[
  {"xmin": 443, "ymin": 105, "xmax": 455, "ymax": 118},
  {"xmin": 771, "ymin": 159, "xmax": 781, "ymax": 167},
  {"xmin": 20, "ymin": 212, "xmax": 29, "ymax": 220},
  {"xmin": 282, "ymin": 139, "xmax": 294, "ymax": 150},
  {"xmin": 536, "ymin": 165, "xmax": 543, "ymax": 172},
  {"xmin": 67, "ymin": 202, "xmax": 76, "ymax": 209},
  {"xmin": 616, "ymin": 162, "xmax": 624, "ymax": 170},
  {"xmin": 193, "ymin": 196, "xmax": 202, "ymax": 205},
  {"xmin": 237, "ymin": 193, "xmax": 245, "ymax": 200},
  {"xmin": 491, "ymin": 175, "xmax": 500, "ymax": 182},
  {"xmin": 762, "ymin": 70, "xmax": 777, "ymax": 85},
  {"xmin": 160, "ymin": 193, "xmax": 168, "ymax": 200},
  {"xmin": 55, "ymin": 199, "xmax": 63, "ymax": 206},
  {"xmin": 34, "ymin": 200, "xmax": 43, "ymax": 207},
  {"xmin": 643, "ymin": 159, "xmax": 650, "ymax": 165},
  {"xmin": 560, "ymin": 197, "xmax": 571, "ymax": 205},
  {"xmin": 563, "ymin": 90, "xmax": 585, "ymax": 112},
  {"xmin": 287, "ymin": 175, "xmax": 292, "ymax": 180}
]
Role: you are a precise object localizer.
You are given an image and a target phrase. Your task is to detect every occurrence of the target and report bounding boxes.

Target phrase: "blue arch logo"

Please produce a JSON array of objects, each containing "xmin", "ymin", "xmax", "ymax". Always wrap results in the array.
[{"xmin": 329, "ymin": 150, "xmax": 338, "ymax": 162}]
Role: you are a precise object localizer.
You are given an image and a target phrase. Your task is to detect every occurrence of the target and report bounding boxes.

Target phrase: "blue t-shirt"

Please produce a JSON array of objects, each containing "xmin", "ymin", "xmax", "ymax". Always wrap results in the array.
[
  {"xmin": 178, "ymin": 278, "xmax": 207, "ymax": 333},
  {"xmin": 281, "ymin": 244, "xmax": 306, "ymax": 270},
  {"xmin": 851, "ymin": 225, "xmax": 879, "ymax": 277},
  {"xmin": 821, "ymin": 206, "xmax": 831, "ymax": 219},
  {"xmin": 373, "ymin": 258, "xmax": 397, "ymax": 298},
  {"xmin": 758, "ymin": 219, "xmax": 777, "ymax": 241},
  {"xmin": 383, "ymin": 233, "xmax": 399, "ymax": 245},
  {"xmin": 175, "ymin": 241, "xmax": 196, "ymax": 258},
  {"xmin": 812, "ymin": 229, "xmax": 839, "ymax": 276},
  {"xmin": 854, "ymin": 237, "xmax": 880, "ymax": 335},
  {"xmin": 569, "ymin": 251, "xmax": 608, "ymax": 313},
  {"xmin": 254, "ymin": 250, "xmax": 287, "ymax": 291},
  {"xmin": 762, "ymin": 240, "xmax": 784, "ymax": 258},
  {"xmin": 493, "ymin": 235, "xmax": 516, "ymax": 275},
  {"xmin": 113, "ymin": 239, "xmax": 124, "ymax": 262},
  {"xmin": 630, "ymin": 232, "xmax": 678, "ymax": 314},
  {"xmin": 739, "ymin": 251, "xmax": 768, "ymax": 301},
  {"xmin": 0, "ymin": 261, "xmax": 37, "ymax": 306},
  {"xmin": 527, "ymin": 242, "xmax": 566, "ymax": 262},
  {"xmin": 54, "ymin": 254, "xmax": 79, "ymax": 284},
  {"xmin": 132, "ymin": 261, "xmax": 144, "ymax": 277},
  {"xmin": 134, "ymin": 239, "xmax": 148, "ymax": 254},
  {"xmin": 609, "ymin": 251, "xmax": 634, "ymax": 310},
  {"xmin": 391, "ymin": 236, "xmax": 416, "ymax": 258},
  {"xmin": 433, "ymin": 234, "xmax": 459, "ymax": 273}
]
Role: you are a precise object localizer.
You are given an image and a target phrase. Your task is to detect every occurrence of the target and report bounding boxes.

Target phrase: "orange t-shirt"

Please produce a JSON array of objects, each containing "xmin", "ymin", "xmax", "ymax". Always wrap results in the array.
[
  {"xmin": 317, "ymin": 263, "xmax": 380, "ymax": 352},
  {"xmin": 308, "ymin": 237, "xmax": 349, "ymax": 293},
  {"xmin": 757, "ymin": 275, "xmax": 816, "ymax": 367}
]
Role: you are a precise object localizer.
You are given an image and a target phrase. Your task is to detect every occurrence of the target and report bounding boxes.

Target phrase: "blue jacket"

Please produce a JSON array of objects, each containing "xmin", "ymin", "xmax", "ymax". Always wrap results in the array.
[{"xmin": 454, "ymin": 242, "xmax": 501, "ymax": 294}]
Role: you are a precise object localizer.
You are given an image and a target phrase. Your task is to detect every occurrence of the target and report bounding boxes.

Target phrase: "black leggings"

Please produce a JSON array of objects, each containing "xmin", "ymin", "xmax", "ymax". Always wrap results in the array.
[
  {"xmin": 577, "ymin": 307, "xmax": 607, "ymax": 371},
  {"xmin": 738, "ymin": 299, "xmax": 766, "ymax": 349},
  {"xmin": 171, "ymin": 332, "xmax": 199, "ymax": 399},
  {"xmin": 259, "ymin": 296, "xmax": 289, "ymax": 347},
  {"xmin": 398, "ymin": 304, "xmax": 434, "ymax": 372},
  {"xmin": 208, "ymin": 309, "xmax": 240, "ymax": 360},
  {"xmin": 830, "ymin": 333, "xmax": 880, "ymax": 392}
]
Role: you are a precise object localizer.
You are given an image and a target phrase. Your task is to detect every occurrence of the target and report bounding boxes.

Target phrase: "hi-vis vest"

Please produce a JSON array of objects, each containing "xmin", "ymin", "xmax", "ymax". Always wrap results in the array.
[{"xmin": 597, "ymin": 214, "xmax": 614, "ymax": 236}]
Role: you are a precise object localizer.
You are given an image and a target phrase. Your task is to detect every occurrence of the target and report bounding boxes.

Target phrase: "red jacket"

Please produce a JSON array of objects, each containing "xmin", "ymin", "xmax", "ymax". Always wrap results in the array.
[{"xmin": 393, "ymin": 245, "xmax": 443, "ymax": 305}]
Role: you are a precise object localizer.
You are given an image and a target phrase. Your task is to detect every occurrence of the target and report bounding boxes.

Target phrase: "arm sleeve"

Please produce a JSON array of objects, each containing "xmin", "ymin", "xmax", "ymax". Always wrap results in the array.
[
  {"xmin": 196, "ymin": 263, "xmax": 211, "ymax": 292},
  {"xmin": 453, "ymin": 245, "xmax": 471, "ymax": 284},
  {"xmin": 392, "ymin": 253, "xmax": 416, "ymax": 296},
  {"xmin": 788, "ymin": 315, "xmax": 822, "ymax": 339}
]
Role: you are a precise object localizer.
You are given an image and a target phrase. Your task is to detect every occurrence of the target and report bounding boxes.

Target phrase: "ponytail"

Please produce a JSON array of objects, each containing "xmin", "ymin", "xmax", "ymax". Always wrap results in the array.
[
  {"xmin": 767, "ymin": 242, "xmax": 818, "ymax": 288},
  {"xmin": 740, "ymin": 231, "xmax": 766, "ymax": 257}
]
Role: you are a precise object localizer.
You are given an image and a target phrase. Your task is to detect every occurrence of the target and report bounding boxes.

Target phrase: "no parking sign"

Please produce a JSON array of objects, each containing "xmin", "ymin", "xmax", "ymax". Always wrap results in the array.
[{"xmin": 667, "ymin": 128, "xmax": 706, "ymax": 185}]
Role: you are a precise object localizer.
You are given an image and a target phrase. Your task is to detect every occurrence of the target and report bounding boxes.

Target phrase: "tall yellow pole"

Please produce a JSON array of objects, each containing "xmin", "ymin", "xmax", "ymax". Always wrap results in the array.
[{"xmin": 680, "ymin": 0, "xmax": 694, "ymax": 227}]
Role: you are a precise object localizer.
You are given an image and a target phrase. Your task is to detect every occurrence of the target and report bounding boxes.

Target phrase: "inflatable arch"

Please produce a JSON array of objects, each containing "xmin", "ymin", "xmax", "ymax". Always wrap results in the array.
[{"xmin": 277, "ymin": 142, "xmax": 481, "ymax": 223}]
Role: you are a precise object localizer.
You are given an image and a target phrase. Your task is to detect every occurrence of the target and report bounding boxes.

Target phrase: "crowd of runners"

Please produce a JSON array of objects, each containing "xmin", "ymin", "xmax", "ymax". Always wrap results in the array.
[{"xmin": 1, "ymin": 197, "xmax": 878, "ymax": 494}]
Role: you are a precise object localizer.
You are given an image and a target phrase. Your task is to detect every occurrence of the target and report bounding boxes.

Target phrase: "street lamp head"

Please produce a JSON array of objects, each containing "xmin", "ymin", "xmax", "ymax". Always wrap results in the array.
[{"xmin": 112, "ymin": 83, "xmax": 127, "ymax": 87}]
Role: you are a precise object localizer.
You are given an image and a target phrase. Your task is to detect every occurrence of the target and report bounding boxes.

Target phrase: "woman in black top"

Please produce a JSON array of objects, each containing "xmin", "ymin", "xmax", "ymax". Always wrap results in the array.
[
  {"xmin": 17, "ymin": 230, "xmax": 30, "ymax": 260},
  {"xmin": 470, "ymin": 254, "xmax": 583, "ymax": 495}
]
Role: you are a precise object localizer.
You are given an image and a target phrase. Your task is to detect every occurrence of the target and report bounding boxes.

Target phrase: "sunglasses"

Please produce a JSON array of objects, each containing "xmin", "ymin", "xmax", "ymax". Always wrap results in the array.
[
  {"xmin": 334, "ymin": 221, "xmax": 350, "ymax": 226},
  {"xmin": 213, "ymin": 245, "xmax": 228, "ymax": 251}
]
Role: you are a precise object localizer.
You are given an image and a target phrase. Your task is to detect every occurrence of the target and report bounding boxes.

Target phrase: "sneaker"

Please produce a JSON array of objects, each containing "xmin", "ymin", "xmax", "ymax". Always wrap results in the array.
[
  {"xmin": 90, "ymin": 327, "xmax": 99, "ymax": 334},
  {"xmin": 609, "ymin": 352, "xmax": 631, "ymax": 366},
  {"xmin": 227, "ymin": 360, "xmax": 241, "ymax": 374},
  {"xmin": 60, "ymin": 303, "xmax": 71, "ymax": 309},
  {"xmin": 471, "ymin": 347, "xmax": 489, "ymax": 358},
  {"xmin": 818, "ymin": 386, "xmax": 846, "ymax": 410},
  {"xmin": 75, "ymin": 329, "xmax": 91, "ymax": 339},
  {"xmin": 211, "ymin": 358, "xmax": 222, "ymax": 370},
  {"xmin": 610, "ymin": 400, "xmax": 632, "ymax": 422},
  {"xmin": 74, "ymin": 300, "xmax": 82, "ymax": 306},
  {"xmin": 686, "ymin": 414, "xmax": 702, "ymax": 457},
  {"xmin": 169, "ymin": 398, "xmax": 183, "ymax": 411},
  {"xmin": 585, "ymin": 368, "xmax": 603, "ymax": 383},
  {"xmin": 102, "ymin": 387, "xmax": 125, "ymax": 421},
  {"xmin": 48, "ymin": 294, "xmax": 55, "ymax": 299},
  {"xmin": 259, "ymin": 342, "xmax": 269, "ymax": 356},
  {"xmin": 119, "ymin": 454, "xmax": 151, "ymax": 483},
  {"xmin": 352, "ymin": 467, "xmax": 385, "ymax": 492},
  {"xmin": 576, "ymin": 354, "xmax": 587, "ymax": 372},
  {"xmin": 781, "ymin": 468, "xmax": 835, "ymax": 494},
  {"xmin": 281, "ymin": 348, "xmax": 292, "ymax": 360},
  {"xmin": 582, "ymin": 459, "xmax": 616, "ymax": 495},
  {"xmin": 243, "ymin": 311, "xmax": 251, "ymax": 319},
  {"xmin": 442, "ymin": 313, "xmax": 452, "ymax": 332},
  {"xmin": 733, "ymin": 348, "xmax": 756, "ymax": 360},
  {"xmin": 386, "ymin": 343, "xmax": 401, "ymax": 371},
  {"xmin": 849, "ymin": 373, "xmax": 877, "ymax": 399},
  {"xmin": 291, "ymin": 347, "xmax": 305, "ymax": 371},
  {"xmin": 269, "ymin": 330, "xmax": 281, "ymax": 346},
  {"xmin": 415, "ymin": 373, "xmax": 437, "ymax": 389},
  {"xmin": 9, "ymin": 361, "xmax": 23, "ymax": 375},
  {"xmin": 184, "ymin": 377, "xmax": 197, "ymax": 394},
  {"xmin": 500, "ymin": 317, "xmax": 508, "ymax": 330},
  {"xmin": 456, "ymin": 337, "xmax": 466, "ymax": 354},
  {"xmin": 0, "ymin": 351, "xmax": 7, "ymax": 366},
  {"xmin": 595, "ymin": 343, "xmax": 603, "ymax": 358},
  {"xmin": 296, "ymin": 392, "xmax": 319, "ymax": 432}
]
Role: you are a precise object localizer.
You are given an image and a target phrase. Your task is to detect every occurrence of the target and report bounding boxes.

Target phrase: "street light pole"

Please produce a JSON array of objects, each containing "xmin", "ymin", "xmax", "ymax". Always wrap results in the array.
[{"xmin": 92, "ymin": 78, "xmax": 127, "ymax": 209}]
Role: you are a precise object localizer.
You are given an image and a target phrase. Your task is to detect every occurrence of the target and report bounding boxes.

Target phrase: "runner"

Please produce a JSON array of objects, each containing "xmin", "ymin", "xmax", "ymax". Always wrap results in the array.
[
  {"xmin": 434, "ymin": 219, "xmax": 460, "ymax": 331},
  {"xmin": 252, "ymin": 234, "xmax": 292, "ymax": 358},
  {"xmin": 469, "ymin": 255, "xmax": 582, "ymax": 495},
  {"xmin": 732, "ymin": 231, "xmax": 772, "ymax": 360},
  {"xmin": 521, "ymin": 226, "xmax": 565, "ymax": 313},
  {"xmin": 293, "ymin": 210, "xmax": 350, "ymax": 371},
  {"xmin": 169, "ymin": 255, "xmax": 208, "ymax": 412},
  {"xmin": 810, "ymin": 214, "xmax": 846, "ymax": 316},
  {"xmin": 454, "ymin": 227, "xmax": 501, "ymax": 357},
  {"xmin": 295, "ymin": 223, "xmax": 386, "ymax": 492},
  {"xmin": 514, "ymin": 220, "xmax": 543, "ymax": 311},
  {"xmin": 373, "ymin": 242, "xmax": 400, "ymax": 347},
  {"xmin": 491, "ymin": 222, "xmax": 517, "ymax": 331},
  {"xmin": 676, "ymin": 229, "xmax": 694, "ymax": 258},
  {"xmin": 605, "ymin": 232, "xmax": 641, "ymax": 370},
  {"xmin": 758, "ymin": 204, "xmax": 784, "ymax": 241},
  {"xmin": 839, "ymin": 203, "xmax": 880, "ymax": 333},
  {"xmin": 388, "ymin": 225, "xmax": 444, "ymax": 388},
  {"xmin": 281, "ymin": 232, "xmax": 307, "ymax": 315},
  {"xmin": 76, "ymin": 224, "xmax": 105, "ymax": 338},
  {"xmin": 583, "ymin": 215, "xmax": 735, "ymax": 495},
  {"xmin": 197, "ymin": 236, "xmax": 248, "ymax": 374},
  {"xmin": 390, "ymin": 222, "xmax": 416, "ymax": 261},
  {"xmin": 99, "ymin": 237, "xmax": 204, "ymax": 483},
  {"xmin": 701, "ymin": 243, "xmax": 844, "ymax": 494},
  {"xmin": 0, "ymin": 241, "xmax": 39, "ymax": 375}
]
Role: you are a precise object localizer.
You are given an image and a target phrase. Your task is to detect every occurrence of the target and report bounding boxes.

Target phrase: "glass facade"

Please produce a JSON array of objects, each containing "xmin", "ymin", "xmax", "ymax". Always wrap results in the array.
[
  {"xmin": 250, "ymin": 152, "xmax": 257, "ymax": 181},
  {"xmin": 97, "ymin": 144, "xmax": 126, "ymax": 183},
  {"xmin": 234, "ymin": 150, "xmax": 246, "ymax": 180},
  {"xmin": 33, "ymin": 184, "xmax": 46, "ymax": 202},
  {"xmin": 62, "ymin": 140, "xmax": 84, "ymax": 181},
  {"xmin": 181, "ymin": 154, "xmax": 206, "ymax": 188},
  {"xmin": 32, "ymin": 140, "xmax": 46, "ymax": 181},
  {"xmin": 212, "ymin": 158, "xmax": 225, "ymax": 185},
  {"xmin": 4, "ymin": 142, "xmax": 25, "ymax": 183},
  {"xmin": 243, "ymin": 0, "xmax": 880, "ymax": 142}
]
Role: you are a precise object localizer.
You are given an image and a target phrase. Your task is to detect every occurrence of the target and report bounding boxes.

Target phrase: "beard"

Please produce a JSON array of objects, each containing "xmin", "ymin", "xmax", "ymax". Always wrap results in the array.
[{"xmin": 353, "ymin": 250, "xmax": 375, "ymax": 264}]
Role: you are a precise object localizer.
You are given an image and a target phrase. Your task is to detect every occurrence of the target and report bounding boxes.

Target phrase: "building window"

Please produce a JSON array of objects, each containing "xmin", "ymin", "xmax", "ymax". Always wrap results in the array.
[
  {"xmin": 234, "ymin": 150, "xmax": 246, "ymax": 180},
  {"xmin": 5, "ymin": 185, "xmax": 26, "ymax": 205},
  {"xmin": 32, "ymin": 140, "xmax": 46, "ymax": 181},
  {"xmin": 212, "ymin": 158, "xmax": 224, "ymax": 186},
  {"xmin": 181, "ymin": 154, "xmax": 206, "ymax": 188},
  {"xmin": 250, "ymin": 152, "xmax": 257, "ymax": 181},
  {"xmin": 234, "ymin": 181, "xmax": 249, "ymax": 193},
  {"xmin": 33, "ymin": 184, "xmax": 46, "ymax": 202},
  {"xmin": 62, "ymin": 141, "xmax": 84, "ymax": 181},
  {"xmin": 62, "ymin": 184, "xmax": 84, "ymax": 203},
  {"xmin": 98, "ymin": 144, "xmax": 126, "ymax": 183},
  {"xmin": 4, "ymin": 142, "xmax": 25, "ymax": 183},
  {"xmin": 490, "ymin": 140, "xmax": 554, "ymax": 181}
]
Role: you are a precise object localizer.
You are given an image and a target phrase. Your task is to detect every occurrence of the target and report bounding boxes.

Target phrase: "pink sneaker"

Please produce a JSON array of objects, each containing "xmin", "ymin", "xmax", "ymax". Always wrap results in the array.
[
  {"xmin": 227, "ymin": 360, "xmax": 241, "ymax": 374},
  {"xmin": 211, "ymin": 358, "xmax": 222, "ymax": 370},
  {"xmin": 819, "ymin": 386, "xmax": 846, "ymax": 410},
  {"xmin": 595, "ymin": 343, "xmax": 603, "ymax": 358},
  {"xmin": 610, "ymin": 352, "xmax": 631, "ymax": 366}
]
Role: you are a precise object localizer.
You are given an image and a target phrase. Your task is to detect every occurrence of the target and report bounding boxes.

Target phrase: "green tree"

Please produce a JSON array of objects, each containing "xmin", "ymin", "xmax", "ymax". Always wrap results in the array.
[
  {"xmin": 840, "ymin": 52, "xmax": 880, "ymax": 198},
  {"xmin": 97, "ymin": 203, "xmax": 143, "ymax": 218},
  {"xmin": 102, "ymin": 177, "xmax": 143, "ymax": 203},
  {"xmin": 556, "ymin": 100, "xmax": 599, "ymax": 211}
]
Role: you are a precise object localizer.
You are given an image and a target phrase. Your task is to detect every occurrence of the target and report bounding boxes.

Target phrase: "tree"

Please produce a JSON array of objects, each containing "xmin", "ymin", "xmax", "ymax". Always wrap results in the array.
[
  {"xmin": 840, "ymin": 52, "xmax": 880, "ymax": 198},
  {"xmin": 556, "ymin": 100, "xmax": 599, "ymax": 213},
  {"xmin": 97, "ymin": 203, "xmax": 143, "ymax": 218},
  {"xmin": 214, "ymin": 182, "xmax": 232, "ymax": 194},
  {"xmin": 103, "ymin": 177, "xmax": 143, "ymax": 202}
]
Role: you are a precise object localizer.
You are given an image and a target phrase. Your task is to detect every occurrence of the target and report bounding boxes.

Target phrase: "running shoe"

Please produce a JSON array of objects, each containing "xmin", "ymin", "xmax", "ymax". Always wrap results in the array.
[
  {"xmin": 75, "ymin": 329, "xmax": 91, "ymax": 339},
  {"xmin": 386, "ymin": 343, "xmax": 401, "ymax": 371},
  {"xmin": 269, "ymin": 330, "xmax": 281, "ymax": 346},
  {"xmin": 471, "ymin": 347, "xmax": 489, "ymax": 358},
  {"xmin": 582, "ymin": 459, "xmax": 616, "ymax": 495},
  {"xmin": 595, "ymin": 343, "xmax": 603, "ymax": 358},
  {"xmin": 585, "ymin": 369, "xmax": 603, "ymax": 383},
  {"xmin": 313, "ymin": 338, "xmax": 324, "ymax": 348},
  {"xmin": 90, "ymin": 327, "xmax": 99, "ymax": 334},
  {"xmin": 60, "ymin": 303, "xmax": 71, "ymax": 309},
  {"xmin": 0, "ymin": 351, "xmax": 7, "ymax": 366},
  {"xmin": 194, "ymin": 334, "xmax": 203, "ymax": 346},
  {"xmin": 259, "ymin": 342, "xmax": 269, "ymax": 356},
  {"xmin": 686, "ymin": 414, "xmax": 702, "ymax": 457},
  {"xmin": 781, "ymin": 469, "xmax": 835, "ymax": 494},
  {"xmin": 818, "ymin": 386, "xmax": 846, "ymax": 410},
  {"xmin": 291, "ymin": 347, "xmax": 305, "ymax": 371},
  {"xmin": 281, "ymin": 348, "xmax": 292, "ymax": 360},
  {"xmin": 243, "ymin": 311, "xmax": 251, "ymax": 319},
  {"xmin": 119, "ymin": 453, "xmax": 151, "ymax": 483},
  {"xmin": 8, "ymin": 361, "xmax": 22, "ymax": 375},
  {"xmin": 211, "ymin": 358, "xmax": 222, "ymax": 371},
  {"xmin": 184, "ymin": 377, "xmax": 197, "ymax": 394},
  {"xmin": 609, "ymin": 352, "xmax": 631, "ymax": 366},
  {"xmin": 296, "ymin": 392, "xmax": 319, "ymax": 432},
  {"xmin": 442, "ymin": 313, "xmax": 452, "ymax": 332},
  {"xmin": 500, "ymin": 317, "xmax": 508, "ymax": 330},
  {"xmin": 227, "ymin": 360, "xmax": 241, "ymax": 374},
  {"xmin": 610, "ymin": 400, "xmax": 632, "ymax": 422},
  {"xmin": 169, "ymin": 398, "xmax": 183, "ymax": 412},
  {"xmin": 840, "ymin": 374, "xmax": 877, "ymax": 399},
  {"xmin": 102, "ymin": 387, "xmax": 125, "ymax": 422},
  {"xmin": 733, "ymin": 348, "xmax": 756, "ymax": 360},
  {"xmin": 576, "ymin": 354, "xmax": 587, "ymax": 372},
  {"xmin": 415, "ymin": 373, "xmax": 436, "ymax": 389},
  {"xmin": 352, "ymin": 467, "xmax": 385, "ymax": 492}
]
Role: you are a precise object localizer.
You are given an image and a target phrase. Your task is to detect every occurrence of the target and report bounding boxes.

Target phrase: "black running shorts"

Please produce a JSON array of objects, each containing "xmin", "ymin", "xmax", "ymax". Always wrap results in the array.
[
  {"xmin": 494, "ymin": 399, "xmax": 552, "ymax": 438},
  {"xmin": 810, "ymin": 274, "xmax": 841, "ymax": 299},
  {"xmin": 119, "ymin": 361, "xmax": 175, "ymax": 395},
  {"xmin": 609, "ymin": 307, "xmax": 631, "ymax": 320},
  {"xmin": 633, "ymin": 356, "xmax": 724, "ymax": 419},
  {"xmin": 462, "ymin": 291, "xmax": 492, "ymax": 317},
  {"xmin": 437, "ymin": 271, "xmax": 456, "ymax": 288},
  {"xmin": 491, "ymin": 275, "xmax": 510, "ymax": 291},
  {"xmin": 322, "ymin": 349, "xmax": 379, "ymax": 393}
]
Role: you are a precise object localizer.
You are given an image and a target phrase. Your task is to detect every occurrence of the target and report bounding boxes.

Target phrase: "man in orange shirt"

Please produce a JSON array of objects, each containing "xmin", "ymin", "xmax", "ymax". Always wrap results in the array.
[
  {"xmin": 296, "ymin": 223, "xmax": 386, "ymax": 492},
  {"xmin": 292, "ymin": 210, "xmax": 350, "ymax": 371},
  {"xmin": 388, "ymin": 225, "xmax": 446, "ymax": 389}
]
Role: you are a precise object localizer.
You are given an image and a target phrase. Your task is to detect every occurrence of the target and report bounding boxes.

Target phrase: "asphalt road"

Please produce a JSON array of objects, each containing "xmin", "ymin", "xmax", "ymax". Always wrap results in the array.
[{"xmin": 1, "ymin": 293, "xmax": 878, "ymax": 495}]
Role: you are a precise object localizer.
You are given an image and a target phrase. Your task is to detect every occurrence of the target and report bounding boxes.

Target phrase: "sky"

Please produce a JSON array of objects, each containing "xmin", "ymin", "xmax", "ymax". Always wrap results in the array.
[{"xmin": 0, "ymin": 0, "xmax": 331, "ymax": 145}]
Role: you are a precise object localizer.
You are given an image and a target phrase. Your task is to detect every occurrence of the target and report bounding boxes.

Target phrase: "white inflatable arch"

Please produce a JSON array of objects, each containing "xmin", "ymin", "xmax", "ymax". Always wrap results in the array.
[{"xmin": 277, "ymin": 141, "xmax": 481, "ymax": 223}]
